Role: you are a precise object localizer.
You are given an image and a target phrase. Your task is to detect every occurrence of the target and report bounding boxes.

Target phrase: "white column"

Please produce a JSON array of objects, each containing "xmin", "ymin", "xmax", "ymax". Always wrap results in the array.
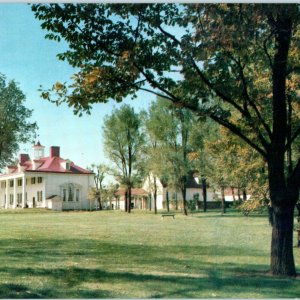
[
  {"xmin": 22, "ymin": 175, "xmax": 26, "ymax": 208},
  {"xmin": 5, "ymin": 179, "xmax": 8, "ymax": 209},
  {"xmin": 13, "ymin": 178, "xmax": 17, "ymax": 209},
  {"xmin": 42, "ymin": 180, "xmax": 46, "ymax": 208}
]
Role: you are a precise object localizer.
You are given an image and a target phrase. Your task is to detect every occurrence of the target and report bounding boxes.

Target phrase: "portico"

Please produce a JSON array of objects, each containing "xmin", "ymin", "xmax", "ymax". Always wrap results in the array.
[{"xmin": 0, "ymin": 173, "xmax": 45, "ymax": 209}]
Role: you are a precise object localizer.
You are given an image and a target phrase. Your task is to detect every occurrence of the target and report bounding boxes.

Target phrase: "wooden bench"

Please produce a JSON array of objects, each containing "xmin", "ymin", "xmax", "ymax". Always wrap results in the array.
[{"xmin": 161, "ymin": 214, "xmax": 175, "ymax": 219}]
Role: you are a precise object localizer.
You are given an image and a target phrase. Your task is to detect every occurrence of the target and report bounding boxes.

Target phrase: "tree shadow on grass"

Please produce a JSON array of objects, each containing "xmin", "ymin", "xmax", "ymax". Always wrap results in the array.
[
  {"xmin": 190, "ymin": 212, "xmax": 269, "ymax": 219},
  {"xmin": 0, "ymin": 238, "xmax": 267, "ymax": 259},
  {"xmin": 0, "ymin": 265, "xmax": 298, "ymax": 298},
  {"xmin": 0, "ymin": 280, "xmax": 113, "ymax": 298},
  {"xmin": 0, "ymin": 238, "xmax": 298, "ymax": 298}
]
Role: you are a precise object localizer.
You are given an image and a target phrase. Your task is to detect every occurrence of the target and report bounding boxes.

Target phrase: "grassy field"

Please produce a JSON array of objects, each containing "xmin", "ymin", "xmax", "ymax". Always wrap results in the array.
[{"xmin": 0, "ymin": 209, "xmax": 299, "ymax": 298}]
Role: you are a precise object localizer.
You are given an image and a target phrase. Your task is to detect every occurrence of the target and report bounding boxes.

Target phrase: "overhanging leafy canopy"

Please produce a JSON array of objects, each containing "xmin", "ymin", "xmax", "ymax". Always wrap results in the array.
[{"xmin": 32, "ymin": 4, "xmax": 300, "ymax": 168}]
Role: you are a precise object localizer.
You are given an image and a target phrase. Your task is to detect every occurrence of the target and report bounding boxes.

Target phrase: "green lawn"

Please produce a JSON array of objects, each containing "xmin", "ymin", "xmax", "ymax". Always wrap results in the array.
[{"xmin": 0, "ymin": 209, "xmax": 299, "ymax": 298}]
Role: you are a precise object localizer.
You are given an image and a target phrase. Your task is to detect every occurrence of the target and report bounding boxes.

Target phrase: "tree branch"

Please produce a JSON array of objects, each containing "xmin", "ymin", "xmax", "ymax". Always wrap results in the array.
[
  {"xmin": 286, "ymin": 66, "xmax": 300, "ymax": 76},
  {"xmin": 228, "ymin": 52, "xmax": 272, "ymax": 141},
  {"xmin": 158, "ymin": 25, "xmax": 271, "ymax": 156},
  {"xmin": 209, "ymin": 113, "xmax": 267, "ymax": 158},
  {"xmin": 138, "ymin": 87, "xmax": 173, "ymax": 101},
  {"xmin": 285, "ymin": 125, "xmax": 300, "ymax": 151},
  {"xmin": 287, "ymin": 157, "xmax": 300, "ymax": 203},
  {"xmin": 157, "ymin": 24, "xmax": 247, "ymax": 117},
  {"xmin": 263, "ymin": 33, "xmax": 274, "ymax": 70}
]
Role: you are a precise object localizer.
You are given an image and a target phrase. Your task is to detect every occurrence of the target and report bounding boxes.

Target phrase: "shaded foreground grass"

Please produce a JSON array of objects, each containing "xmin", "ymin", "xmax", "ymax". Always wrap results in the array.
[{"xmin": 0, "ymin": 209, "xmax": 299, "ymax": 298}]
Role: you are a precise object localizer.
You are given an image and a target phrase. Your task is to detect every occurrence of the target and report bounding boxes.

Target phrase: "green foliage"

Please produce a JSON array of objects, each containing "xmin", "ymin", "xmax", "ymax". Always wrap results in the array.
[
  {"xmin": 0, "ymin": 74, "xmax": 37, "ymax": 168},
  {"xmin": 32, "ymin": 3, "xmax": 300, "ymax": 201},
  {"xmin": 31, "ymin": 4, "xmax": 300, "ymax": 187},
  {"xmin": 186, "ymin": 199, "xmax": 197, "ymax": 211},
  {"xmin": 238, "ymin": 199, "xmax": 268, "ymax": 216},
  {"xmin": 87, "ymin": 163, "xmax": 110, "ymax": 209},
  {"xmin": 203, "ymin": 125, "xmax": 267, "ymax": 195},
  {"xmin": 102, "ymin": 104, "xmax": 144, "ymax": 188},
  {"xmin": 142, "ymin": 97, "xmax": 203, "ymax": 214}
]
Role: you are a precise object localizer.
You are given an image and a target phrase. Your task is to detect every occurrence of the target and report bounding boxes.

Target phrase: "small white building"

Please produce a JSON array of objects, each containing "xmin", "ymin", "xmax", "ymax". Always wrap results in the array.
[
  {"xmin": 113, "ymin": 188, "xmax": 148, "ymax": 210},
  {"xmin": 0, "ymin": 142, "xmax": 94, "ymax": 211},
  {"xmin": 143, "ymin": 173, "xmax": 216, "ymax": 210}
]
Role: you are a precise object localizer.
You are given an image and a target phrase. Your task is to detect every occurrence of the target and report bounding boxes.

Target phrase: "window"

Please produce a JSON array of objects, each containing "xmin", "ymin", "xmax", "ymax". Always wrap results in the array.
[
  {"xmin": 66, "ymin": 162, "xmax": 70, "ymax": 170},
  {"xmin": 31, "ymin": 177, "xmax": 36, "ymax": 184},
  {"xmin": 37, "ymin": 191, "xmax": 43, "ymax": 202},
  {"xmin": 76, "ymin": 189, "xmax": 80, "ymax": 202},
  {"xmin": 9, "ymin": 194, "xmax": 13, "ymax": 205},
  {"xmin": 38, "ymin": 177, "xmax": 42, "ymax": 184},
  {"xmin": 9, "ymin": 180, "xmax": 14, "ymax": 188},
  {"xmin": 17, "ymin": 179, "xmax": 22, "ymax": 187},
  {"xmin": 1, "ymin": 181, "xmax": 6, "ymax": 188},
  {"xmin": 63, "ymin": 189, "xmax": 66, "ymax": 202},
  {"xmin": 68, "ymin": 186, "xmax": 73, "ymax": 201}
]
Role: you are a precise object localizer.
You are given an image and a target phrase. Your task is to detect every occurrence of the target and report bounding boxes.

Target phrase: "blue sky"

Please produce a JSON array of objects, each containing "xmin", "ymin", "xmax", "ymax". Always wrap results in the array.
[{"xmin": 0, "ymin": 4, "xmax": 155, "ymax": 171}]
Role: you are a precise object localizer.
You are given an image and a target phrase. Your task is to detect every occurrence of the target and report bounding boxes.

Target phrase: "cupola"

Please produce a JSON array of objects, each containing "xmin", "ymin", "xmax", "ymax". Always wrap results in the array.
[{"xmin": 33, "ymin": 141, "xmax": 45, "ymax": 160}]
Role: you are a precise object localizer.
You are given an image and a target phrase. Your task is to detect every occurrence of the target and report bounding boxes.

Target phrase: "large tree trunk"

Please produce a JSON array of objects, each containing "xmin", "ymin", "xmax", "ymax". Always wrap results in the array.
[
  {"xmin": 267, "ymin": 10, "xmax": 297, "ymax": 276},
  {"xmin": 267, "ymin": 163, "xmax": 298, "ymax": 276},
  {"xmin": 270, "ymin": 204, "xmax": 296, "ymax": 276},
  {"xmin": 268, "ymin": 149, "xmax": 298, "ymax": 275}
]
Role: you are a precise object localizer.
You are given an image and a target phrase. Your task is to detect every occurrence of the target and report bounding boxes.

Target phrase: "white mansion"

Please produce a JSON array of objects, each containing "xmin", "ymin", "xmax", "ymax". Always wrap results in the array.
[{"xmin": 0, "ymin": 142, "xmax": 94, "ymax": 211}]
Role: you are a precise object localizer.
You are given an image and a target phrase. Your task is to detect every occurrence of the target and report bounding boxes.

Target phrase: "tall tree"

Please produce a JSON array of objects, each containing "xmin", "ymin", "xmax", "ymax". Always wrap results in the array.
[
  {"xmin": 88, "ymin": 163, "xmax": 109, "ymax": 210},
  {"xmin": 142, "ymin": 98, "xmax": 177, "ymax": 214},
  {"xmin": 102, "ymin": 183, "xmax": 119, "ymax": 210},
  {"xmin": 103, "ymin": 104, "xmax": 143, "ymax": 213},
  {"xmin": 32, "ymin": 4, "xmax": 300, "ymax": 276},
  {"xmin": 204, "ymin": 126, "xmax": 265, "ymax": 211},
  {"xmin": 143, "ymin": 97, "xmax": 196, "ymax": 215},
  {"xmin": 0, "ymin": 73, "xmax": 37, "ymax": 168}
]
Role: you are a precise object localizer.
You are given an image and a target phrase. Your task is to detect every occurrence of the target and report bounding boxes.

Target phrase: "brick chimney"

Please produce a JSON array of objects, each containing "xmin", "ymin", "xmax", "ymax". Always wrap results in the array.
[
  {"xmin": 50, "ymin": 146, "xmax": 60, "ymax": 158},
  {"xmin": 19, "ymin": 154, "xmax": 30, "ymax": 165}
]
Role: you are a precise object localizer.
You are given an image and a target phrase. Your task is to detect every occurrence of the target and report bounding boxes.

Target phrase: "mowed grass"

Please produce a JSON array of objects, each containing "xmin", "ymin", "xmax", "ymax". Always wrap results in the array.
[{"xmin": 0, "ymin": 209, "xmax": 299, "ymax": 298}]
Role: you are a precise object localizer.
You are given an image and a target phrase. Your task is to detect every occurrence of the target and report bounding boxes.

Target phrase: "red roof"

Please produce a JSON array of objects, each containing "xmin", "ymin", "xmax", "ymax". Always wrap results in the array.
[
  {"xmin": 8, "ymin": 157, "xmax": 92, "ymax": 175},
  {"xmin": 26, "ymin": 156, "xmax": 92, "ymax": 174},
  {"xmin": 115, "ymin": 188, "xmax": 148, "ymax": 196}
]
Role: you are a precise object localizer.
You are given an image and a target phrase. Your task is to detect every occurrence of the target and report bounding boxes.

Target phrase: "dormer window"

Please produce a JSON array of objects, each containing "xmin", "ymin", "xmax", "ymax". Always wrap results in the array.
[{"xmin": 65, "ymin": 159, "xmax": 71, "ymax": 171}]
